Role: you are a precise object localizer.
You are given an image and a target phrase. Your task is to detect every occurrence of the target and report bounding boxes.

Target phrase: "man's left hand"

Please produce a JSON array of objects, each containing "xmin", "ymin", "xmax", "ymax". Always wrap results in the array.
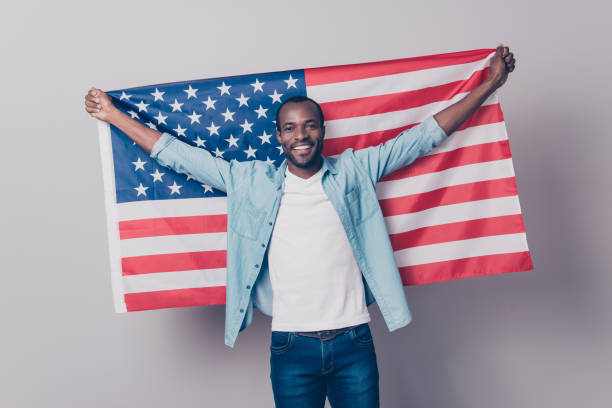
[{"xmin": 488, "ymin": 44, "xmax": 516, "ymax": 90}]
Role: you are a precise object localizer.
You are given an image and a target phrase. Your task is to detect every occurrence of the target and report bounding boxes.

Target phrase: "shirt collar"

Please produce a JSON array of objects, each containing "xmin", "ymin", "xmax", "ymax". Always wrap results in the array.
[{"xmin": 274, "ymin": 155, "xmax": 337, "ymax": 187}]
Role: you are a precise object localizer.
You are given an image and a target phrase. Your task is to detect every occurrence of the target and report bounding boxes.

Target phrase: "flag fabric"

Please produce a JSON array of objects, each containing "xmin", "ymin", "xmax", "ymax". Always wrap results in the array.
[{"xmin": 97, "ymin": 48, "xmax": 533, "ymax": 313}]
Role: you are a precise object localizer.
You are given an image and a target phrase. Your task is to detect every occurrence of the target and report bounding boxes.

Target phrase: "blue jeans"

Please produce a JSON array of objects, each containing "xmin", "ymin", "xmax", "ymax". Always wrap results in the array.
[{"xmin": 269, "ymin": 323, "xmax": 379, "ymax": 408}]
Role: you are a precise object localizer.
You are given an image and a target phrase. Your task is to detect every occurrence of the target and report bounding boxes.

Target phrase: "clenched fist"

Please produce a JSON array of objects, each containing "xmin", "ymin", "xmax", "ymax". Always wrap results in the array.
[
  {"xmin": 84, "ymin": 88, "xmax": 119, "ymax": 123},
  {"xmin": 487, "ymin": 44, "xmax": 516, "ymax": 90}
]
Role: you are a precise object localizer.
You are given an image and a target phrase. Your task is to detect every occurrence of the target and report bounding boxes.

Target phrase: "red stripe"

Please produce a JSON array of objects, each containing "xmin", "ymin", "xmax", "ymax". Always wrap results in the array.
[
  {"xmin": 379, "ymin": 177, "xmax": 518, "ymax": 217},
  {"xmin": 320, "ymin": 67, "xmax": 489, "ymax": 121},
  {"xmin": 380, "ymin": 139, "xmax": 510, "ymax": 182},
  {"xmin": 305, "ymin": 49, "xmax": 494, "ymax": 86},
  {"xmin": 122, "ymin": 250, "xmax": 227, "ymax": 275},
  {"xmin": 322, "ymin": 104, "xmax": 503, "ymax": 157},
  {"xmin": 399, "ymin": 251, "xmax": 533, "ymax": 286},
  {"xmin": 124, "ymin": 286, "xmax": 226, "ymax": 311},
  {"xmin": 119, "ymin": 214, "xmax": 228, "ymax": 239},
  {"xmin": 389, "ymin": 214, "xmax": 526, "ymax": 251}
]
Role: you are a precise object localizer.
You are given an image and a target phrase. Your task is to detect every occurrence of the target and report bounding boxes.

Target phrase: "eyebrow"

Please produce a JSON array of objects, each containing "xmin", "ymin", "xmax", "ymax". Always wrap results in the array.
[{"xmin": 282, "ymin": 119, "xmax": 319, "ymax": 126}]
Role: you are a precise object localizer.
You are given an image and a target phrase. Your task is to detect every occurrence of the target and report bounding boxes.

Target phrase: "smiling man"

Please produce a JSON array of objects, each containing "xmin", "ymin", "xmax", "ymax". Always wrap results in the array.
[{"xmin": 85, "ymin": 46, "xmax": 515, "ymax": 408}]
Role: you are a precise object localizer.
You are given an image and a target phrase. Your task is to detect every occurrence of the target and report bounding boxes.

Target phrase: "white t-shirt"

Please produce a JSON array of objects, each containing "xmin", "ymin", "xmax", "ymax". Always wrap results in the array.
[{"xmin": 268, "ymin": 167, "xmax": 371, "ymax": 332}]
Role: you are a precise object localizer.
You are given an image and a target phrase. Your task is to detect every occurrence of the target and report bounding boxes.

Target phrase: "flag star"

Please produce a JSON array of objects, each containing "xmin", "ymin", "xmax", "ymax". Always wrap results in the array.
[
  {"xmin": 150, "ymin": 169, "xmax": 165, "ymax": 182},
  {"xmin": 151, "ymin": 88, "xmax": 165, "ymax": 101},
  {"xmin": 244, "ymin": 145, "xmax": 257, "ymax": 159},
  {"xmin": 258, "ymin": 130, "xmax": 272, "ymax": 144},
  {"xmin": 217, "ymin": 82, "xmax": 231, "ymax": 95},
  {"xmin": 235, "ymin": 93, "xmax": 250, "ymax": 107},
  {"xmin": 132, "ymin": 157, "xmax": 147, "ymax": 171},
  {"xmin": 194, "ymin": 136, "xmax": 206, "ymax": 147},
  {"xmin": 168, "ymin": 181, "xmax": 182, "ymax": 195},
  {"xmin": 277, "ymin": 145, "xmax": 284, "ymax": 154},
  {"xmin": 213, "ymin": 147, "xmax": 224, "ymax": 158},
  {"xmin": 206, "ymin": 121, "xmax": 220, "ymax": 136},
  {"xmin": 154, "ymin": 111, "xmax": 168, "ymax": 125},
  {"xmin": 250, "ymin": 78, "xmax": 265, "ymax": 93},
  {"xmin": 173, "ymin": 124, "xmax": 186, "ymax": 137},
  {"xmin": 146, "ymin": 121, "xmax": 157, "ymax": 130},
  {"xmin": 128, "ymin": 110, "xmax": 139, "ymax": 119},
  {"xmin": 284, "ymin": 74, "xmax": 298, "ymax": 89},
  {"xmin": 187, "ymin": 110, "xmax": 202, "ymax": 124},
  {"xmin": 184, "ymin": 85, "xmax": 198, "ymax": 99},
  {"xmin": 202, "ymin": 184, "xmax": 213, "ymax": 193},
  {"xmin": 186, "ymin": 173, "xmax": 196, "ymax": 181},
  {"xmin": 136, "ymin": 100, "xmax": 149, "ymax": 112},
  {"xmin": 203, "ymin": 96, "xmax": 217, "ymax": 110},
  {"xmin": 225, "ymin": 134, "xmax": 239, "ymax": 148},
  {"xmin": 239, "ymin": 118, "xmax": 254, "ymax": 133},
  {"xmin": 264, "ymin": 156, "xmax": 275, "ymax": 165},
  {"xmin": 120, "ymin": 91, "xmax": 132, "ymax": 101},
  {"xmin": 134, "ymin": 183, "xmax": 149, "ymax": 197},
  {"xmin": 169, "ymin": 98, "xmax": 184, "ymax": 112},
  {"xmin": 254, "ymin": 105, "xmax": 268, "ymax": 118},
  {"xmin": 269, "ymin": 89, "xmax": 283, "ymax": 103},
  {"xmin": 221, "ymin": 107, "xmax": 235, "ymax": 122}
]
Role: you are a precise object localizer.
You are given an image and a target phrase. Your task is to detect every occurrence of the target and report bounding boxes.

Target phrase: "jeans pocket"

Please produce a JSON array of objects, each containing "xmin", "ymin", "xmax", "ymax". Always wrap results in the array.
[
  {"xmin": 270, "ymin": 331, "xmax": 294, "ymax": 354},
  {"xmin": 350, "ymin": 324, "xmax": 374, "ymax": 347}
]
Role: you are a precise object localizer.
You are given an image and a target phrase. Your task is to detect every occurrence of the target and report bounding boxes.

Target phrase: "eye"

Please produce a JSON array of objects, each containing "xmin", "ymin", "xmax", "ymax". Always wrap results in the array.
[{"xmin": 284, "ymin": 126, "xmax": 294, "ymax": 132}]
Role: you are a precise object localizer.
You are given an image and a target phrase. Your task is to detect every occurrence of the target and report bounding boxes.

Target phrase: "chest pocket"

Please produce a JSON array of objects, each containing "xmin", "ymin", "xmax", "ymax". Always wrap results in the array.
[
  {"xmin": 228, "ymin": 193, "xmax": 265, "ymax": 241},
  {"xmin": 345, "ymin": 185, "xmax": 378, "ymax": 225}
]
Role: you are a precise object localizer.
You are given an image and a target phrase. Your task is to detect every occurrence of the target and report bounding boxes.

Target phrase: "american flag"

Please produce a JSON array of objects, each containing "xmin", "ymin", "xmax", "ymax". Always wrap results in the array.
[{"xmin": 97, "ymin": 48, "xmax": 533, "ymax": 313}]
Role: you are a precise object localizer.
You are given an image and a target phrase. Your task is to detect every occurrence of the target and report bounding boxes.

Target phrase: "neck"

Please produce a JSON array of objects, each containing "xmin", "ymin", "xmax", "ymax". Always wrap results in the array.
[{"xmin": 287, "ymin": 156, "xmax": 323, "ymax": 179}]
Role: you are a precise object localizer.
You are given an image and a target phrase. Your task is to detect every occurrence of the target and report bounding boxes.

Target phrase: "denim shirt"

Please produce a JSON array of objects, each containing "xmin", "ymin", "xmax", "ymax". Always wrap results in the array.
[{"xmin": 150, "ymin": 115, "xmax": 447, "ymax": 347}]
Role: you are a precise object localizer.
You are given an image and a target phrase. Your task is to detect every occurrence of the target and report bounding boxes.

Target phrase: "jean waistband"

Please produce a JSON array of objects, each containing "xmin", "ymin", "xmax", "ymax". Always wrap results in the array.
[{"xmin": 294, "ymin": 323, "xmax": 364, "ymax": 341}]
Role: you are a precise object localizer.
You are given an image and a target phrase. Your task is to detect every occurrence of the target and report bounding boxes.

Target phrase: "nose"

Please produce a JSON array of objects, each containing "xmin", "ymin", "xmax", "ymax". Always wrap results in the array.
[{"xmin": 294, "ymin": 126, "xmax": 308, "ymax": 141}]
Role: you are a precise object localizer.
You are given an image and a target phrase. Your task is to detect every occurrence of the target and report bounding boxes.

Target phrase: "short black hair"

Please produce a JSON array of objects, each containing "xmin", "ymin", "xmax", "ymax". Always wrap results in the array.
[{"xmin": 275, "ymin": 95, "xmax": 324, "ymax": 131}]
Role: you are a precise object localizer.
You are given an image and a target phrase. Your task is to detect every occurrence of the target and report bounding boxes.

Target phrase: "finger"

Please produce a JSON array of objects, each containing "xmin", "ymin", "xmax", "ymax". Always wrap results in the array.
[
  {"xmin": 89, "ymin": 88, "xmax": 100, "ymax": 97},
  {"xmin": 86, "ymin": 106, "xmax": 100, "ymax": 114},
  {"xmin": 85, "ymin": 100, "xmax": 101, "ymax": 109},
  {"xmin": 85, "ymin": 93, "xmax": 99, "ymax": 103},
  {"xmin": 504, "ymin": 52, "xmax": 514, "ymax": 63}
]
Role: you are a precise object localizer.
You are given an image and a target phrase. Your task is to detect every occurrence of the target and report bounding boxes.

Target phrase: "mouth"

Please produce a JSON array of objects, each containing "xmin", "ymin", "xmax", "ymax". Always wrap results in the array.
[{"xmin": 291, "ymin": 143, "xmax": 314, "ymax": 156}]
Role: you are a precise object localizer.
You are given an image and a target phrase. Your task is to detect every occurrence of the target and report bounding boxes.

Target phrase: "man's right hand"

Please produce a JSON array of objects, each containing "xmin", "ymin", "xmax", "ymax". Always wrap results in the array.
[{"xmin": 85, "ymin": 88, "xmax": 118, "ymax": 123}]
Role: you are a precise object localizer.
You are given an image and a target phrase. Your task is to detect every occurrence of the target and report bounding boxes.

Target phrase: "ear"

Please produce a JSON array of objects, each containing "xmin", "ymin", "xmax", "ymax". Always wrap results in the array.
[
  {"xmin": 276, "ymin": 129, "xmax": 282, "ymax": 144},
  {"xmin": 321, "ymin": 125, "xmax": 325, "ymax": 139}
]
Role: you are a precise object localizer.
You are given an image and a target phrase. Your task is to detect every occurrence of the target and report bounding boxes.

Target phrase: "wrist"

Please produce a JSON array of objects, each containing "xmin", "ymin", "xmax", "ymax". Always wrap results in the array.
[{"xmin": 106, "ymin": 106, "xmax": 123, "ymax": 125}]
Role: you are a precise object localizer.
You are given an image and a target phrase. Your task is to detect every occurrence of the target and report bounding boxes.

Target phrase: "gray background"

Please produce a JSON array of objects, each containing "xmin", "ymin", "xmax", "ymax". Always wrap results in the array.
[{"xmin": 1, "ymin": 0, "xmax": 610, "ymax": 407}]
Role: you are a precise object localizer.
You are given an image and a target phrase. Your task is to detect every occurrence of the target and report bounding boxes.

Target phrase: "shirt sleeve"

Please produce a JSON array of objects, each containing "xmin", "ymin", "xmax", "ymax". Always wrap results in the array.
[
  {"xmin": 150, "ymin": 132, "xmax": 236, "ymax": 193},
  {"xmin": 352, "ymin": 115, "xmax": 448, "ymax": 184}
]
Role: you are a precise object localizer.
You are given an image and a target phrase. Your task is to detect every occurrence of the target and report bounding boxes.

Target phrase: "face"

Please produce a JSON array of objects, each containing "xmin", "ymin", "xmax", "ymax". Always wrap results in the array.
[{"xmin": 276, "ymin": 101, "xmax": 325, "ymax": 170}]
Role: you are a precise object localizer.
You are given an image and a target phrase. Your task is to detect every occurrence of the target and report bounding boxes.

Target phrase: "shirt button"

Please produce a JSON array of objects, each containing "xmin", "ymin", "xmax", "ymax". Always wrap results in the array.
[
  {"xmin": 246, "ymin": 285, "xmax": 251, "ymax": 289},
  {"xmin": 261, "ymin": 243, "xmax": 265, "ymax": 248},
  {"xmin": 240, "ymin": 308, "xmax": 244, "ymax": 313},
  {"xmin": 268, "ymin": 221, "xmax": 273, "ymax": 226},
  {"xmin": 255, "ymin": 264, "xmax": 259, "ymax": 268}
]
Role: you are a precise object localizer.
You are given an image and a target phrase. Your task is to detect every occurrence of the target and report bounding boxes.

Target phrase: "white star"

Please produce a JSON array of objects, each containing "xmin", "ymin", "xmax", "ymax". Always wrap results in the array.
[
  {"xmin": 202, "ymin": 184, "xmax": 213, "ymax": 193},
  {"xmin": 134, "ymin": 183, "xmax": 149, "ymax": 197},
  {"xmin": 154, "ymin": 111, "xmax": 168, "ymax": 125},
  {"xmin": 277, "ymin": 145, "xmax": 284, "ymax": 155},
  {"xmin": 269, "ymin": 89, "xmax": 283, "ymax": 104},
  {"xmin": 254, "ymin": 105, "xmax": 268, "ymax": 118},
  {"xmin": 151, "ymin": 88, "xmax": 165, "ymax": 101},
  {"xmin": 235, "ymin": 93, "xmax": 250, "ymax": 107},
  {"xmin": 217, "ymin": 82, "xmax": 231, "ymax": 95},
  {"xmin": 184, "ymin": 85, "xmax": 198, "ymax": 99},
  {"xmin": 194, "ymin": 136, "xmax": 206, "ymax": 147},
  {"xmin": 132, "ymin": 157, "xmax": 147, "ymax": 171},
  {"xmin": 120, "ymin": 91, "xmax": 132, "ymax": 101},
  {"xmin": 150, "ymin": 169, "xmax": 165, "ymax": 182},
  {"xmin": 186, "ymin": 173, "xmax": 196, "ymax": 181},
  {"xmin": 264, "ymin": 156, "xmax": 275, "ymax": 165},
  {"xmin": 173, "ymin": 124, "xmax": 186, "ymax": 137},
  {"xmin": 258, "ymin": 130, "xmax": 272, "ymax": 144},
  {"xmin": 146, "ymin": 122, "xmax": 157, "ymax": 130},
  {"xmin": 213, "ymin": 147, "xmax": 224, "ymax": 158},
  {"xmin": 128, "ymin": 110, "xmax": 139, "ymax": 119},
  {"xmin": 250, "ymin": 78, "xmax": 265, "ymax": 93},
  {"xmin": 168, "ymin": 181, "xmax": 182, "ymax": 195},
  {"xmin": 221, "ymin": 108, "xmax": 235, "ymax": 122},
  {"xmin": 244, "ymin": 145, "xmax": 257, "ymax": 159},
  {"xmin": 136, "ymin": 100, "xmax": 149, "ymax": 112},
  {"xmin": 170, "ymin": 99, "xmax": 183, "ymax": 112},
  {"xmin": 225, "ymin": 134, "xmax": 239, "ymax": 148},
  {"xmin": 203, "ymin": 96, "xmax": 217, "ymax": 110},
  {"xmin": 239, "ymin": 118, "xmax": 254, "ymax": 134},
  {"xmin": 284, "ymin": 75, "xmax": 298, "ymax": 89},
  {"xmin": 206, "ymin": 121, "xmax": 220, "ymax": 136},
  {"xmin": 187, "ymin": 111, "xmax": 201, "ymax": 124}
]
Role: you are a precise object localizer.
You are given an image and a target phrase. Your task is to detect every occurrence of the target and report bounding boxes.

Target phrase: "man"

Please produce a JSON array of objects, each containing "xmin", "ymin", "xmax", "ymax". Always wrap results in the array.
[{"xmin": 85, "ymin": 45, "xmax": 515, "ymax": 408}]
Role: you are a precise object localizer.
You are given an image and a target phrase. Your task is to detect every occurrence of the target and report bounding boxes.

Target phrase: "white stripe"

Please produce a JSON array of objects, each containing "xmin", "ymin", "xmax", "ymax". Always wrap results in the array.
[
  {"xmin": 120, "ymin": 232, "xmax": 227, "ymax": 258},
  {"xmin": 394, "ymin": 233, "xmax": 529, "ymax": 267},
  {"xmin": 97, "ymin": 121, "xmax": 127, "ymax": 313},
  {"xmin": 307, "ymin": 54, "xmax": 493, "ymax": 103},
  {"xmin": 323, "ymin": 93, "xmax": 498, "ymax": 139},
  {"xmin": 117, "ymin": 196, "xmax": 228, "ymax": 221},
  {"xmin": 376, "ymin": 158, "xmax": 515, "ymax": 200},
  {"xmin": 425, "ymin": 121, "xmax": 508, "ymax": 156},
  {"xmin": 122, "ymin": 268, "xmax": 227, "ymax": 293},
  {"xmin": 383, "ymin": 196, "xmax": 523, "ymax": 234}
]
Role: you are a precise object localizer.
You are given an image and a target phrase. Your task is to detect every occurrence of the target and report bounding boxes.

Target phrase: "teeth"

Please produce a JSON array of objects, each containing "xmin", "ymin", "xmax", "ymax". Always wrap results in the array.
[{"xmin": 293, "ymin": 145, "xmax": 311, "ymax": 150}]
